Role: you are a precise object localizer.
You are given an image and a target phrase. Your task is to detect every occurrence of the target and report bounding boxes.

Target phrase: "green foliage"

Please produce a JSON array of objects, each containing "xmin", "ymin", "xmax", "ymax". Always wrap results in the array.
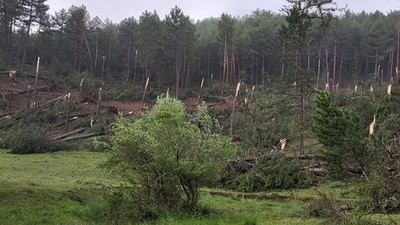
[
  {"xmin": 233, "ymin": 92, "xmax": 294, "ymax": 157},
  {"xmin": 203, "ymin": 82, "xmax": 234, "ymax": 99},
  {"xmin": 63, "ymin": 71, "xmax": 102, "ymax": 92},
  {"xmin": 2, "ymin": 126, "xmax": 61, "ymax": 154},
  {"xmin": 258, "ymin": 153, "xmax": 311, "ymax": 189},
  {"xmin": 312, "ymin": 90, "xmax": 369, "ymax": 176},
  {"xmin": 307, "ymin": 189, "xmax": 346, "ymax": 221},
  {"xmin": 233, "ymin": 153, "xmax": 312, "ymax": 192},
  {"xmin": 356, "ymin": 171, "xmax": 400, "ymax": 213},
  {"xmin": 103, "ymin": 97, "xmax": 237, "ymax": 217}
]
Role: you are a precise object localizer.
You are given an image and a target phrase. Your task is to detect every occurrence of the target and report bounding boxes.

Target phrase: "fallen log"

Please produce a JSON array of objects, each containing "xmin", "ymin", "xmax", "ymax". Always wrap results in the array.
[
  {"xmin": 39, "ymin": 94, "xmax": 67, "ymax": 107},
  {"xmin": 50, "ymin": 128, "xmax": 85, "ymax": 141},
  {"xmin": 54, "ymin": 116, "xmax": 78, "ymax": 127},
  {"xmin": 55, "ymin": 132, "xmax": 103, "ymax": 142},
  {"xmin": 70, "ymin": 111, "xmax": 96, "ymax": 118}
]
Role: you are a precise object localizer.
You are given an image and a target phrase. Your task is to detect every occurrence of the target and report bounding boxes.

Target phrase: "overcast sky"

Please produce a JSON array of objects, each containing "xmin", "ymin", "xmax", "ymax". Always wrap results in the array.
[{"xmin": 46, "ymin": 0, "xmax": 399, "ymax": 23}]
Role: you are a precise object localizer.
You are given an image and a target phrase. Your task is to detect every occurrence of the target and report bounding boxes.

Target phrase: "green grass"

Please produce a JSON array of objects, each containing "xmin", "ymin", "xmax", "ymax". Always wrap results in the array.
[
  {"xmin": 0, "ymin": 149, "xmax": 115, "ymax": 225},
  {"xmin": 0, "ymin": 149, "xmax": 399, "ymax": 225}
]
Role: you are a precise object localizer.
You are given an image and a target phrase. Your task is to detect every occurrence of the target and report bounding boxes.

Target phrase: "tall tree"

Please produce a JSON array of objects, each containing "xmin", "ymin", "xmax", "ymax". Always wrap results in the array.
[
  {"xmin": 218, "ymin": 13, "xmax": 235, "ymax": 83},
  {"xmin": 280, "ymin": 0, "xmax": 313, "ymax": 155},
  {"xmin": 164, "ymin": 6, "xmax": 193, "ymax": 97},
  {"xmin": 19, "ymin": 0, "xmax": 49, "ymax": 70},
  {"xmin": 51, "ymin": 8, "xmax": 68, "ymax": 62},
  {"xmin": 66, "ymin": 5, "xmax": 92, "ymax": 74},
  {"xmin": 0, "ymin": 0, "xmax": 20, "ymax": 57},
  {"xmin": 308, "ymin": 0, "xmax": 336, "ymax": 93},
  {"xmin": 137, "ymin": 10, "xmax": 163, "ymax": 90},
  {"xmin": 103, "ymin": 19, "xmax": 118, "ymax": 79},
  {"xmin": 118, "ymin": 17, "xmax": 137, "ymax": 85}
]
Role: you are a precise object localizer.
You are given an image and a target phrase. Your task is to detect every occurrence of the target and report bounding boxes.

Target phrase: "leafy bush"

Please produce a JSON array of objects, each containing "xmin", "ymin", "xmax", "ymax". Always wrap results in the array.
[
  {"xmin": 3, "ymin": 126, "xmax": 60, "ymax": 154},
  {"xmin": 103, "ymin": 97, "xmax": 237, "ymax": 218}
]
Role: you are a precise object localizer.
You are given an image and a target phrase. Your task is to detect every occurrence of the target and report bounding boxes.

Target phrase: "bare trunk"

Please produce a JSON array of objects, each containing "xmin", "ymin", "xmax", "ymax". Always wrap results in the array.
[
  {"xmin": 207, "ymin": 46, "xmax": 210, "ymax": 82},
  {"xmin": 297, "ymin": 49, "xmax": 304, "ymax": 156},
  {"xmin": 20, "ymin": 5, "xmax": 33, "ymax": 71},
  {"xmin": 82, "ymin": 32, "xmax": 93, "ymax": 75},
  {"xmin": 307, "ymin": 48, "xmax": 311, "ymax": 70},
  {"xmin": 185, "ymin": 54, "xmax": 190, "ymax": 96},
  {"xmin": 175, "ymin": 52, "xmax": 180, "ymax": 98},
  {"xmin": 323, "ymin": 34, "xmax": 331, "ymax": 93},
  {"xmin": 223, "ymin": 36, "xmax": 227, "ymax": 83},
  {"xmin": 316, "ymin": 46, "xmax": 321, "ymax": 89},
  {"xmin": 397, "ymin": 14, "xmax": 400, "ymax": 80},
  {"xmin": 338, "ymin": 55, "xmax": 343, "ymax": 85},
  {"xmin": 101, "ymin": 56, "xmax": 106, "ymax": 81},
  {"xmin": 125, "ymin": 32, "xmax": 132, "ymax": 85},
  {"xmin": 281, "ymin": 43, "xmax": 285, "ymax": 76},
  {"xmin": 107, "ymin": 35, "xmax": 112, "ymax": 79},
  {"xmin": 231, "ymin": 45, "xmax": 235, "ymax": 84},
  {"xmin": 133, "ymin": 50, "xmax": 138, "ymax": 88},
  {"xmin": 230, "ymin": 82, "xmax": 240, "ymax": 136},
  {"xmin": 65, "ymin": 93, "xmax": 71, "ymax": 131},
  {"xmin": 333, "ymin": 42, "xmax": 337, "ymax": 90},
  {"xmin": 96, "ymin": 87, "xmax": 102, "ymax": 116},
  {"xmin": 375, "ymin": 49, "xmax": 378, "ymax": 81},
  {"xmin": 94, "ymin": 34, "xmax": 98, "ymax": 76},
  {"xmin": 32, "ymin": 57, "xmax": 40, "ymax": 107},
  {"xmin": 390, "ymin": 48, "xmax": 395, "ymax": 80}
]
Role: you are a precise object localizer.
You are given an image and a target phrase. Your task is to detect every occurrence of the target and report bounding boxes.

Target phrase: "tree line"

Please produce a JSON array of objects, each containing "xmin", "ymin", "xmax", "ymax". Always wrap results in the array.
[{"xmin": 0, "ymin": 0, "xmax": 399, "ymax": 91}]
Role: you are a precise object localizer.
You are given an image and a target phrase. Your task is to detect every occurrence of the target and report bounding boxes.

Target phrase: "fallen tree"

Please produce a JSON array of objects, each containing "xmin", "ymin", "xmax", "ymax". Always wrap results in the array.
[
  {"xmin": 55, "ymin": 132, "xmax": 104, "ymax": 142},
  {"xmin": 50, "ymin": 128, "xmax": 85, "ymax": 141}
]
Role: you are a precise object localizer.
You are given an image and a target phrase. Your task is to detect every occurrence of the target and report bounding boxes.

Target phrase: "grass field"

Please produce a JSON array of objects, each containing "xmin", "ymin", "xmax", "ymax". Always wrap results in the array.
[{"xmin": 0, "ymin": 149, "xmax": 398, "ymax": 225}]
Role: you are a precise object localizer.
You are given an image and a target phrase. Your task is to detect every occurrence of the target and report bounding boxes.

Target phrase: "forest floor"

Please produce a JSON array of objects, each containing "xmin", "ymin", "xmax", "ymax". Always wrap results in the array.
[{"xmin": 0, "ymin": 149, "xmax": 398, "ymax": 225}]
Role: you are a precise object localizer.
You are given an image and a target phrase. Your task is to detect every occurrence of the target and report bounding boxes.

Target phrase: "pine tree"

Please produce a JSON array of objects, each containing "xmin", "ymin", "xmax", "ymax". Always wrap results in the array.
[{"xmin": 312, "ymin": 90, "xmax": 369, "ymax": 176}]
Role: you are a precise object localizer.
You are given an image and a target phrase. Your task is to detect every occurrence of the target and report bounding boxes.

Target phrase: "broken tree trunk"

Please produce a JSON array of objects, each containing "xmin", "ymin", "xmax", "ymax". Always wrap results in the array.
[
  {"xmin": 33, "ymin": 57, "xmax": 40, "ymax": 107},
  {"xmin": 142, "ymin": 77, "xmax": 149, "ymax": 109},
  {"xmin": 65, "ymin": 93, "xmax": 71, "ymax": 131},
  {"xmin": 96, "ymin": 87, "xmax": 102, "ymax": 116},
  {"xmin": 39, "ymin": 94, "xmax": 68, "ymax": 107},
  {"xmin": 229, "ymin": 82, "xmax": 241, "ymax": 136},
  {"xmin": 197, "ymin": 77, "xmax": 204, "ymax": 105}
]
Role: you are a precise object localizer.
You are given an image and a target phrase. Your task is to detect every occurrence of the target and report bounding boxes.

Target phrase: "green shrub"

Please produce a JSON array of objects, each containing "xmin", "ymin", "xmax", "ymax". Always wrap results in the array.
[
  {"xmin": 307, "ymin": 189, "xmax": 346, "ymax": 222},
  {"xmin": 356, "ymin": 171, "xmax": 400, "ymax": 213},
  {"xmin": 103, "ymin": 97, "xmax": 237, "ymax": 219}
]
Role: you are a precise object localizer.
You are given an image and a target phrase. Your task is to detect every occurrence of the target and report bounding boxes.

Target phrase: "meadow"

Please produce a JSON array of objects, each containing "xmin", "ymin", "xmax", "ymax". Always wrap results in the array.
[{"xmin": 0, "ymin": 149, "xmax": 397, "ymax": 225}]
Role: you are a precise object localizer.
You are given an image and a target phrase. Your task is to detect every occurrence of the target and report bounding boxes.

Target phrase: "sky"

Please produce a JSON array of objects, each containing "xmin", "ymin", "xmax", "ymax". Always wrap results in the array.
[{"xmin": 46, "ymin": 0, "xmax": 399, "ymax": 23}]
